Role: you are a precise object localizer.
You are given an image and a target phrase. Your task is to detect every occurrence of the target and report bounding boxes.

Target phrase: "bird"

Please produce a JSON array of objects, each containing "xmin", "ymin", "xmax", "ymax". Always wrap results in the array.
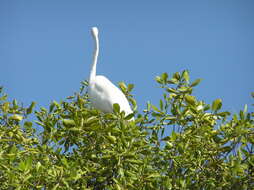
[{"xmin": 87, "ymin": 27, "xmax": 133, "ymax": 118}]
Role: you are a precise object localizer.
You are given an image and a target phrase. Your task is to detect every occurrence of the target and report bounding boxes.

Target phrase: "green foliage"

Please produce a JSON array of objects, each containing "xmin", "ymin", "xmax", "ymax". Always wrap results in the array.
[{"xmin": 0, "ymin": 71, "xmax": 253, "ymax": 189}]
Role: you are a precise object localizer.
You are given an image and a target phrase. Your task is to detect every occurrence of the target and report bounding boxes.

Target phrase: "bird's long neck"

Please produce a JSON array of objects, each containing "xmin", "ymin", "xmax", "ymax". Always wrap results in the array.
[{"xmin": 89, "ymin": 30, "xmax": 99, "ymax": 85}]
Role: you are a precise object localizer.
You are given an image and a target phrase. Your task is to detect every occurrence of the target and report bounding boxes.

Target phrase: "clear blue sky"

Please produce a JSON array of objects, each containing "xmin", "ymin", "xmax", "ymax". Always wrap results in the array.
[{"xmin": 1, "ymin": 0, "xmax": 253, "ymax": 114}]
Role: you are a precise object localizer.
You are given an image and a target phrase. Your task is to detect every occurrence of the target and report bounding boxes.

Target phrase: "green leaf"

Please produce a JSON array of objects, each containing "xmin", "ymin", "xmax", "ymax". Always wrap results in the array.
[
  {"xmin": 127, "ymin": 159, "xmax": 143, "ymax": 164},
  {"xmin": 147, "ymin": 101, "xmax": 151, "ymax": 111},
  {"xmin": 25, "ymin": 156, "xmax": 33, "ymax": 170},
  {"xmin": 36, "ymin": 162, "xmax": 42, "ymax": 171},
  {"xmin": 85, "ymin": 116, "xmax": 98, "ymax": 125},
  {"xmin": 19, "ymin": 157, "xmax": 32, "ymax": 171},
  {"xmin": 128, "ymin": 84, "xmax": 134, "ymax": 91},
  {"xmin": 151, "ymin": 104, "xmax": 162, "ymax": 113},
  {"xmin": 166, "ymin": 88, "xmax": 177, "ymax": 93},
  {"xmin": 212, "ymin": 99, "xmax": 222, "ymax": 111},
  {"xmin": 115, "ymin": 184, "xmax": 121, "ymax": 190},
  {"xmin": 9, "ymin": 114, "xmax": 23, "ymax": 121},
  {"xmin": 178, "ymin": 86, "xmax": 191, "ymax": 93},
  {"xmin": 185, "ymin": 95, "xmax": 196, "ymax": 105},
  {"xmin": 118, "ymin": 82, "xmax": 127, "ymax": 92},
  {"xmin": 113, "ymin": 103, "xmax": 120, "ymax": 114},
  {"xmin": 155, "ymin": 76, "xmax": 162, "ymax": 84},
  {"xmin": 35, "ymin": 120, "xmax": 45, "ymax": 127},
  {"xmin": 62, "ymin": 119, "xmax": 76, "ymax": 126},
  {"xmin": 2, "ymin": 102, "xmax": 9, "ymax": 112},
  {"xmin": 27, "ymin": 101, "xmax": 36, "ymax": 114},
  {"xmin": 217, "ymin": 111, "xmax": 230, "ymax": 117},
  {"xmin": 19, "ymin": 161, "xmax": 26, "ymax": 171},
  {"xmin": 61, "ymin": 157, "xmax": 69, "ymax": 167},
  {"xmin": 173, "ymin": 72, "xmax": 180, "ymax": 80},
  {"xmin": 243, "ymin": 104, "xmax": 247, "ymax": 113},
  {"xmin": 23, "ymin": 174, "xmax": 32, "ymax": 182},
  {"xmin": 13, "ymin": 99, "xmax": 18, "ymax": 109},
  {"xmin": 106, "ymin": 135, "xmax": 116, "ymax": 144},
  {"xmin": 171, "ymin": 131, "xmax": 177, "ymax": 141},
  {"xmin": 147, "ymin": 173, "xmax": 161, "ymax": 178},
  {"xmin": 220, "ymin": 146, "xmax": 231, "ymax": 152},
  {"xmin": 161, "ymin": 72, "xmax": 168, "ymax": 83},
  {"xmin": 166, "ymin": 142, "xmax": 173, "ymax": 148},
  {"xmin": 125, "ymin": 113, "xmax": 134, "ymax": 120},
  {"xmin": 160, "ymin": 99, "xmax": 164, "ymax": 110},
  {"xmin": 24, "ymin": 121, "xmax": 33, "ymax": 128},
  {"xmin": 129, "ymin": 97, "xmax": 137, "ymax": 111},
  {"xmin": 182, "ymin": 70, "xmax": 189, "ymax": 82},
  {"xmin": 49, "ymin": 102, "xmax": 56, "ymax": 113},
  {"xmin": 167, "ymin": 78, "xmax": 178, "ymax": 84},
  {"xmin": 190, "ymin": 78, "xmax": 202, "ymax": 87},
  {"xmin": 52, "ymin": 184, "xmax": 59, "ymax": 190},
  {"xmin": 0, "ymin": 94, "xmax": 7, "ymax": 101},
  {"xmin": 162, "ymin": 136, "xmax": 171, "ymax": 141},
  {"xmin": 69, "ymin": 127, "xmax": 81, "ymax": 132}
]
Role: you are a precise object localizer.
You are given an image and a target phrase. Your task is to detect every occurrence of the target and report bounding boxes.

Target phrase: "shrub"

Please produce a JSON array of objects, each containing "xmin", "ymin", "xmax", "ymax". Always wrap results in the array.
[{"xmin": 0, "ymin": 71, "xmax": 253, "ymax": 189}]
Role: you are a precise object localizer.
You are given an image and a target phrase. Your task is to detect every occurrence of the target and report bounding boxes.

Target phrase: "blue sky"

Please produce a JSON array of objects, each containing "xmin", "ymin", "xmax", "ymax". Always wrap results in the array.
[{"xmin": 1, "ymin": 0, "xmax": 253, "ymax": 114}]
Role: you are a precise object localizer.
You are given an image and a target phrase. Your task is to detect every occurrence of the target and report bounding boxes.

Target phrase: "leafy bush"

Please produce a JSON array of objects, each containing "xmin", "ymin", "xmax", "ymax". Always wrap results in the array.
[{"xmin": 0, "ymin": 71, "xmax": 253, "ymax": 189}]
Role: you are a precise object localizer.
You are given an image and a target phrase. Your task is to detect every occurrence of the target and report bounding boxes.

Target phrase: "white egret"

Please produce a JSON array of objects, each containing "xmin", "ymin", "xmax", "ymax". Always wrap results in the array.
[{"xmin": 88, "ymin": 27, "xmax": 133, "ymax": 118}]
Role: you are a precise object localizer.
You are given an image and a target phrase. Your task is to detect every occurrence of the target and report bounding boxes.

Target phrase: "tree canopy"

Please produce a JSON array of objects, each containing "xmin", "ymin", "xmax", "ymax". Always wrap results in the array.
[{"xmin": 0, "ymin": 71, "xmax": 253, "ymax": 189}]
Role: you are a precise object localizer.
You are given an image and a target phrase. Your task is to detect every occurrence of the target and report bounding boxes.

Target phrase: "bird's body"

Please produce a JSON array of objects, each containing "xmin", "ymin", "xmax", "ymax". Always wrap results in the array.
[
  {"xmin": 87, "ymin": 27, "xmax": 133, "ymax": 117},
  {"xmin": 88, "ymin": 75, "xmax": 132, "ymax": 115}
]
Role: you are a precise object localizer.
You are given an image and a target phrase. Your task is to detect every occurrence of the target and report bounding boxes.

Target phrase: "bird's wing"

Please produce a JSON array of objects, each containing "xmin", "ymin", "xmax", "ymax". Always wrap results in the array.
[{"xmin": 93, "ymin": 75, "xmax": 132, "ymax": 114}]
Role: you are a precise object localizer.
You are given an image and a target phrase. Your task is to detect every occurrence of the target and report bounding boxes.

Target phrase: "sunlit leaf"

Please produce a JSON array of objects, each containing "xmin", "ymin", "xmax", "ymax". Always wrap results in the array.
[
  {"xmin": 113, "ymin": 103, "xmax": 120, "ymax": 114},
  {"xmin": 9, "ymin": 114, "xmax": 23, "ymax": 121},
  {"xmin": 190, "ymin": 78, "xmax": 202, "ymax": 87},
  {"xmin": 212, "ymin": 99, "xmax": 222, "ymax": 111},
  {"xmin": 166, "ymin": 88, "xmax": 177, "ymax": 93},
  {"xmin": 185, "ymin": 95, "xmax": 196, "ymax": 105},
  {"xmin": 118, "ymin": 82, "xmax": 127, "ymax": 92},
  {"xmin": 155, "ymin": 76, "xmax": 162, "ymax": 84},
  {"xmin": 106, "ymin": 135, "xmax": 116, "ymax": 144},
  {"xmin": 161, "ymin": 72, "xmax": 168, "ymax": 83},
  {"xmin": 62, "ymin": 119, "xmax": 76, "ymax": 126},
  {"xmin": 173, "ymin": 72, "xmax": 180, "ymax": 80},
  {"xmin": 182, "ymin": 70, "xmax": 189, "ymax": 82},
  {"xmin": 128, "ymin": 84, "xmax": 134, "ymax": 91},
  {"xmin": 27, "ymin": 101, "xmax": 36, "ymax": 114}
]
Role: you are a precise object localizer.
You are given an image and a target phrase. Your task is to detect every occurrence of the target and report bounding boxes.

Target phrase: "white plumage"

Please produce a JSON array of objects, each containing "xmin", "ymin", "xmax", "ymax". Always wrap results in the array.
[{"xmin": 88, "ymin": 27, "xmax": 133, "ymax": 117}]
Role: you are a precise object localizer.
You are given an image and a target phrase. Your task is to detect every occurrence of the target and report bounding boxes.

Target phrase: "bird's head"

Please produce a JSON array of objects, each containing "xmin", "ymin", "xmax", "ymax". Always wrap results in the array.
[{"xmin": 91, "ymin": 27, "xmax": 99, "ymax": 39}]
